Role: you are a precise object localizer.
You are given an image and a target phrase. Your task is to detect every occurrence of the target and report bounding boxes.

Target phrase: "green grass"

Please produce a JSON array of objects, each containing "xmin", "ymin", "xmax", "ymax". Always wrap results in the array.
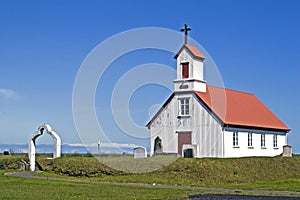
[
  {"xmin": 31, "ymin": 154, "xmax": 300, "ymax": 191},
  {"xmin": 224, "ymin": 179, "xmax": 300, "ymax": 191},
  {"xmin": 1, "ymin": 154, "xmax": 300, "ymax": 199},
  {"xmin": 0, "ymin": 154, "xmax": 29, "ymax": 169},
  {"xmin": 0, "ymin": 171, "xmax": 195, "ymax": 200}
]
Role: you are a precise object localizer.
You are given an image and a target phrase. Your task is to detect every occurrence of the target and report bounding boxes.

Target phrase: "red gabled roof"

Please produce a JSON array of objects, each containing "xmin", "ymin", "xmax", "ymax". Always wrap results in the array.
[
  {"xmin": 174, "ymin": 44, "xmax": 205, "ymax": 60},
  {"xmin": 195, "ymin": 85, "xmax": 290, "ymax": 132}
]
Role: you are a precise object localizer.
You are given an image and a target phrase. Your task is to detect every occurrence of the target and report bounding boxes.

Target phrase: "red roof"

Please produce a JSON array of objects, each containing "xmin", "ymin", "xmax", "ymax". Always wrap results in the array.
[
  {"xmin": 174, "ymin": 44, "xmax": 205, "ymax": 60},
  {"xmin": 195, "ymin": 85, "xmax": 290, "ymax": 132}
]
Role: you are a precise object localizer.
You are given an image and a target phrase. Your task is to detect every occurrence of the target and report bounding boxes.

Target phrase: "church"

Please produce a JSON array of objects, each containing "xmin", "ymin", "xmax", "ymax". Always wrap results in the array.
[{"xmin": 147, "ymin": 25, "xmax": 290, "ymax": 158}]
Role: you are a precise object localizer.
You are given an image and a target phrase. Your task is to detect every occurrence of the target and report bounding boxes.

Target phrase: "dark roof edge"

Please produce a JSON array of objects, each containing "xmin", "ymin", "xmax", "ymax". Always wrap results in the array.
[{"xmin": 223, "ymin": 124, "xmax": 290, "ymax": 133}]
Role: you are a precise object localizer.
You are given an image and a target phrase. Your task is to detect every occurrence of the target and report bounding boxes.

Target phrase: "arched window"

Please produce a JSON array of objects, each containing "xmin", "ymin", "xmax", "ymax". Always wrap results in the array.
[{"xmin": 154, "ymin": 137, "xmax": 162, "ymax": 154}]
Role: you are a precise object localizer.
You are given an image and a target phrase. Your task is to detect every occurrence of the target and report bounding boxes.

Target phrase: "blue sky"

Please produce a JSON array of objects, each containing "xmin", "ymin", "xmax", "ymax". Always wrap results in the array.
[{"xmin": 0, "ymin": 1, "xmax": 299, "ymax": 153}]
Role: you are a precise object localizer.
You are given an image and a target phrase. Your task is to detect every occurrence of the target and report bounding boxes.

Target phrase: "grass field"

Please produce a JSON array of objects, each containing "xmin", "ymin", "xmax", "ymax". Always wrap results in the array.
[
  {"xmin": 1, "ymin": 154, "xmax": 300, "ymax": 199},
  {"xmin": 0, "ymin": 171, "xmax": 197, "ymax": 199},
  {"xmin": 35, "ymin": 154, "xmax": 300, "ymax": 190}
]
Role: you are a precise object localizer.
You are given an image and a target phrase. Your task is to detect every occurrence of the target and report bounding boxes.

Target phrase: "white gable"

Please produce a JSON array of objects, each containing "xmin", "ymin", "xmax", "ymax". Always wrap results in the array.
[{"xmin": 176, "ymin": 47, "xmax": 204, "ymax": 81}]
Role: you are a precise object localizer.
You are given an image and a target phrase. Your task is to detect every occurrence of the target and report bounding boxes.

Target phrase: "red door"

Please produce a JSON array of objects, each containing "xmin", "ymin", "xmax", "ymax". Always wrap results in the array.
[{"xmin": 178, "ymin": 133, "xmax": 191, "ymax": 156}]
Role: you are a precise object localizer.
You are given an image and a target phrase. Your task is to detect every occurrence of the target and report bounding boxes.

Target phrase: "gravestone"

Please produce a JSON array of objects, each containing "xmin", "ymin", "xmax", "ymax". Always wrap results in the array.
[
  {"xmin": 18, "ymin": 159, "xmax": 29, "ymax": 170},
  {"xmin": 282, "ymin": 145, "xmax": 292, "ymax": 157},
  {"xmin": 134, "ymin": 146, "xmax": 147, "ymax": 159}
]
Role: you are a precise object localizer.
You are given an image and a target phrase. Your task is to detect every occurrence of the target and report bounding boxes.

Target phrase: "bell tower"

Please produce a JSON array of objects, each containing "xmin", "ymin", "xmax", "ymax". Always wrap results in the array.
[{"xmin": 173, "ymin": 24, "xmax": 207, "ymax": 93}]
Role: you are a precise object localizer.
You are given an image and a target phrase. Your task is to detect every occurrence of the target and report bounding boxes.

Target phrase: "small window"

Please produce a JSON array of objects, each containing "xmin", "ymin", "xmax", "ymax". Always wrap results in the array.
[
  {"xmin": 178, "ymin": 98, "xmax": 190, "ymax": 116},
  {"xmin": 182, "ymin": 63, "xmax": 189, "ymax": 79},
  {"xmin": 273, "ymin": 135, "xmax": 278, "ymax": 148},
  {"xmin": 261, "ymin": 134, "xmax": 266, "ymax": 148},
  {"xmin": 248, "ymin": 133, "xmax": 253, "ymax": 147},
  {"xmin": 233, "ymin": 132, "xmax": 238, "ymax": 147}
]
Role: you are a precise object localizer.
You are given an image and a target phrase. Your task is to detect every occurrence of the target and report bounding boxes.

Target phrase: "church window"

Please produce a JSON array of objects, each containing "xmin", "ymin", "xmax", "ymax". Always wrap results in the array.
[
  {"xmin": 273, "ymin": 135, "xmax": 278, "ymax": 148},
  {"xmin": 261, "ymin": 134, "xmax": 266, "ymax": 148},
  {"xmin": 154, "ymin": 137, "xmax": 162, "ymax": 154},
  {"xmin": 233, "ymin": 131, "xmax": 238, "ymax": 147},
  {"xmin": 181, "ymin": 63, "xmax": 189, "ymax": 79},
  {"xmin": 178, "ymin": 98, "xmax": 190, "ymax": 116},
  {"xmin": 248, "ymin": 133, "xmax": 253, "ymax": 147}
]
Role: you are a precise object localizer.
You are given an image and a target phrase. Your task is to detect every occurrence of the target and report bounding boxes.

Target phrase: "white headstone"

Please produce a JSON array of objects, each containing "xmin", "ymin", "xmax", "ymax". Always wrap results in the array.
[
  {"xmin": 282, "ymin": 145, "xmax": 292, "ymax": 157},
  {"xmin": 134, "ymin": 146, "xmax": 147, "ymax": 159}
]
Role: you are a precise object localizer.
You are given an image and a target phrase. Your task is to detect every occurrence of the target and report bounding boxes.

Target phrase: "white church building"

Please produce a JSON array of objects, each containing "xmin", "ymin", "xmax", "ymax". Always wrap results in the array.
[{"xmin": 147, "ymin": 27, "xmax": 290, "ymax": 158}]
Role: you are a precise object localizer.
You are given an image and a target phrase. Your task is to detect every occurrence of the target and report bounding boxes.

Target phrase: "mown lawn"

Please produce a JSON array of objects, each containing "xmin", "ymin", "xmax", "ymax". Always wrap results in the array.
[
  {"xmin": 0, "ymin": 171, "xmax": 195, "ymax": 200},
  {"xmin": 224, "ymin": 179, "xmax": 300, "ymax": 192}
]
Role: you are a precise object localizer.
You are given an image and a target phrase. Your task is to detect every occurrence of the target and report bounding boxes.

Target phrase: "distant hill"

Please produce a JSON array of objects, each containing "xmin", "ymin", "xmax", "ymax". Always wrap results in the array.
[{"xmin": 0, "ymin": 144, "xmax": 136, "ymax": 155}]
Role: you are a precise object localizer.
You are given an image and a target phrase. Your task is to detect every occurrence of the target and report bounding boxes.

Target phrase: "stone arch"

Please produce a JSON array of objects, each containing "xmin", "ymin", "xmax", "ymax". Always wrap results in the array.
[
  {"xmin": 154, "ymin": 136, "xmax": 162, "ymax": 154},
  {"xmin": 28, "ymin": 123, "xmax": 61, "ymax": 171}
]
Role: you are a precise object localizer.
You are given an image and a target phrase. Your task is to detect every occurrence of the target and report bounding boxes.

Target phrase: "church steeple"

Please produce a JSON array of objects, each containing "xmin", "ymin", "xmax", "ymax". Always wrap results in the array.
[{"xmin": 173, "ymin": 25, "xmax": 207, "ymax": 93}]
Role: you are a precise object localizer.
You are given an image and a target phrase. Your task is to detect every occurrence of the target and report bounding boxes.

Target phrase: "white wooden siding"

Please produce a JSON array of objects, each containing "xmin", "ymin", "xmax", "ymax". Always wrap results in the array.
[{"xmin": 223, "ymin": 130, "xmax": 286, "ymax": 157}]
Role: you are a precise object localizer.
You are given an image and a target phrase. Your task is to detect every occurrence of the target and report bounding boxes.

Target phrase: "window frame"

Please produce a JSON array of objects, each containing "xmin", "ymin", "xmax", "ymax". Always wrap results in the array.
[
  {"xmin": 261, "ymin": 134, "xmax": 266, "ymax": 148},
  {"xmin": 233, "ymin": 131, "xmax": 239, "ymax": 147},
  {"xmin": 273, "ymin": 134, "xmax": 278, "ymax": 148},
  {"xmin": 181, "ymin": 62, "xmax": 189, "ymax": 79},
  {"xmin": 248, "ymin": 133, "xmax": 253, "ymax": 147},
  {"xmin": 178, "ymin": 98, "xmax": 190, "ymax": 116}
]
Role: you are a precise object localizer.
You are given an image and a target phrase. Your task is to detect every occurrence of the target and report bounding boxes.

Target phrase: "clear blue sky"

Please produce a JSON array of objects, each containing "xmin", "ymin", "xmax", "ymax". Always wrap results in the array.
[{"xmin": 0, "ymin": 1, "xmax": 299, "ymax": 152}]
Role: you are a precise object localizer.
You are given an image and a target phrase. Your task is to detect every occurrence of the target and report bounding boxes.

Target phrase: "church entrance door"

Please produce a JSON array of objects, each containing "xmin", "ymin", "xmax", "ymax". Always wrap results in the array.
[{"xmin": 178, "ymin": 132, "xmax": 191, "ymax": 156}]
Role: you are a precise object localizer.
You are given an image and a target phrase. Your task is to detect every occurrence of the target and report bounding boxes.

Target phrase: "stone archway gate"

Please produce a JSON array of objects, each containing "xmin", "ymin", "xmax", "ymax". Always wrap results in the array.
[{"xmin": 28, "ymin": 123, "xmax": 61, "ymax": 171}]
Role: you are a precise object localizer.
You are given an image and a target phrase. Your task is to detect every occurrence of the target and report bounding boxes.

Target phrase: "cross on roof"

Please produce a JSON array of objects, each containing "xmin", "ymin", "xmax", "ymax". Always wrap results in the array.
[{"xmin": 180, "ymin": 24, "xmax": 192, "ymax": 44}]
